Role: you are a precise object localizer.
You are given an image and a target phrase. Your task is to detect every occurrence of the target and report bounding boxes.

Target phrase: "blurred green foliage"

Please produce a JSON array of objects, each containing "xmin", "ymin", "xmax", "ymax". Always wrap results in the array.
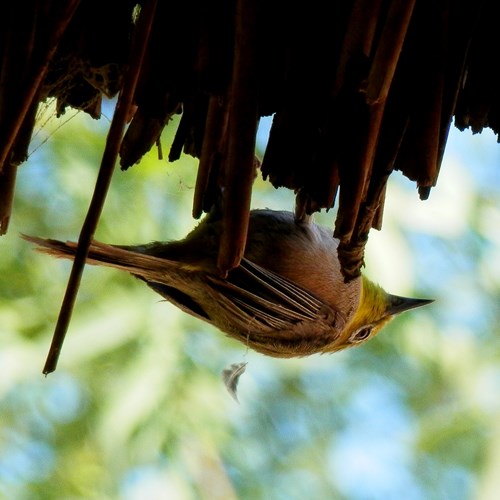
[{"xmin": 1, "ymin": 101, "xmax": 499, "ymax": 499}]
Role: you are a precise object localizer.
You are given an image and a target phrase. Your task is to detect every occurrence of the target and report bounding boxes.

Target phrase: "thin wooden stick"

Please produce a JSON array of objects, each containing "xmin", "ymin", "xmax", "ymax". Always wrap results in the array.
[
  {"xmin": 365, "ymin": 0, "xmax": 416, "ymax": 104},
  {"xmin": 193, "ymin": 95, "xmax": 225, "ymax": 218},
  {"xmin": 42, "ymin": 0, "xmax": 158, "ymax": 375},
  {"xmin": 395, "ymin": 0, "xmax": 449, "ymax": 194},
  {"xmin": 216, "ymin": 0, "xmax": 259, "ymax": 274},
  {"xmin": 332, "ymin": 0, "xmax": 382, "ymax": 97},
  {"xmin": 334, "ymin": 100, "xmax": 385, "ymax": 242},
  {"xmin": 0, "ymin": 163, "xmax": 17, "ymax": 234},
  {"xmin": 331, "ymin": 0, "xmax": 383, "ymax": 243}
]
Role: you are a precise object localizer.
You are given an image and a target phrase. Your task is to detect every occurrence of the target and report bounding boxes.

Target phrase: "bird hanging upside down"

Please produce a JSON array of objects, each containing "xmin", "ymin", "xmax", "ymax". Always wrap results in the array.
[{"xmin": 23, "ymin": 209, "xmax": 432, "ymax": 357}]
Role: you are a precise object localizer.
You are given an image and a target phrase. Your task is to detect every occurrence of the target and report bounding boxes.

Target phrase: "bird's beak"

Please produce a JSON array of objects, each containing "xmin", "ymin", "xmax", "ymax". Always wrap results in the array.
[{"xmin": 386, "ymin": 294, "xmax": 434, "ymax": 316}]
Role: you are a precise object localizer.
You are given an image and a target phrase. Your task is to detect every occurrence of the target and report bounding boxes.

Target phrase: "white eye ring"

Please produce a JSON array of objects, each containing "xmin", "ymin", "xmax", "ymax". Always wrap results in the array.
[{"xmin": 349, "ymin": 326, "xmax": 373, "ymax": 343}]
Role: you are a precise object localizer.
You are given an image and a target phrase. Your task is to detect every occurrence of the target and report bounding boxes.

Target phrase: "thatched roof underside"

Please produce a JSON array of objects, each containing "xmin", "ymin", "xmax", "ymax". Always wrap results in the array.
[{"xmin": 1, "ymin": 0, "xmax": 498, "ymax": 280}]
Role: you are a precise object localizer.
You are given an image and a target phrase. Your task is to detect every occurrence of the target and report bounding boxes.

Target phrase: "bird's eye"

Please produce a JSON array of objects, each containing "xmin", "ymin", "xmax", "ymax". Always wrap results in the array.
[{"xmin": 349, "ymin": 326, "xmax": 373, "ymax": 343}]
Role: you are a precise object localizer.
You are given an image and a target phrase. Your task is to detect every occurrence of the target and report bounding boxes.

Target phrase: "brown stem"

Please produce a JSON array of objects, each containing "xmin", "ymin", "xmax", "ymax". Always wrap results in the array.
[
  {"xmin": 335, "ymin": 100, "xmax": 385, "ymax": 242},
  {"xmin": 365, "ymin": 0, "xmax": 416, "ymax": 104},
  {"xmin": 193, "ymin": 95, "xmax": 225, "ymax": 218},
  {"xmin": 332, "ymin": 0, "xmax": 382, "ymax": 96},
  {"xmin": 43, "ymin": 0, "xmax": 158, "ymax": 375},
  {"xmin": 216, "ymin": 0, "xmax": 259, "ymax": 274},
  {"xmin": 0, "ymin": 163, "xmax": 17, "ymax": 234}
]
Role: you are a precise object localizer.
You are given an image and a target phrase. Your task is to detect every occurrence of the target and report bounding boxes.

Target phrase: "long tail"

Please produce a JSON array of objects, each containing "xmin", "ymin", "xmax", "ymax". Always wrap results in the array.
[{"xmin": 21, "ymin": 235, "xmax": 193, "ymax": 285}]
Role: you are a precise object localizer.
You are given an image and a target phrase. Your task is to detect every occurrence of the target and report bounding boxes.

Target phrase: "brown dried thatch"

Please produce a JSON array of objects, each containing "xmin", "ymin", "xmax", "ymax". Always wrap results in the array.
[{"xmin": 0, "ymin": 0, "xmax": 497, "ymax": 275}]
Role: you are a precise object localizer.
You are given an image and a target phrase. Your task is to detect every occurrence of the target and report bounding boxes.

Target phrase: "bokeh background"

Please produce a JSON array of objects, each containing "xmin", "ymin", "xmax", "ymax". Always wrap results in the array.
[{"xmin": 1, "ymin": 100, "xmax": 499, "ymax": 499}]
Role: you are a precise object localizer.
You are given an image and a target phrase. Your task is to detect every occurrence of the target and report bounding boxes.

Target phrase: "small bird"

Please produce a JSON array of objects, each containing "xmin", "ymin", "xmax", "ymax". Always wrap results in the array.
[{"xmin": 23, "ymin": 209, "xmax": 432, "ymax": 357}]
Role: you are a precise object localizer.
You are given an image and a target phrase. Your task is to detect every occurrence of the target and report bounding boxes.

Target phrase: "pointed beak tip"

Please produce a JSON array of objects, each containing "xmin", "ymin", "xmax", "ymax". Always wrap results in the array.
[{"xmin": 387, "ymin": 295, "xmax": 434, "ymax": 316}]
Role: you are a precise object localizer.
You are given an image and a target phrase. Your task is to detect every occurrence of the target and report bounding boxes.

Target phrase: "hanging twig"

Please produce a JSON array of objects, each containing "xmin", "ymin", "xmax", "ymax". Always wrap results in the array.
[
  {"xmin": 42, "ymin": 0, "xmax": 158, "ymax": 375},
  {"xmin": 193, "ymin": 95, "xmax": 227, "ymax": 218},
  {"xmin": 216, "ymin": 0, "xmax": 260, "ymax": 274},
  {"xmin": 364, "ymin": 0, "xmax": 417, "ymax": 104}
]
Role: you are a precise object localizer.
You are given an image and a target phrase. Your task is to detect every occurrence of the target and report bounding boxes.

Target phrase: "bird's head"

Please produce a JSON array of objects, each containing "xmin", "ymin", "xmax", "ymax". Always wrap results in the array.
[{"xmin": 326, "ymin": 276, "xmax": 433, "ymax": 353}]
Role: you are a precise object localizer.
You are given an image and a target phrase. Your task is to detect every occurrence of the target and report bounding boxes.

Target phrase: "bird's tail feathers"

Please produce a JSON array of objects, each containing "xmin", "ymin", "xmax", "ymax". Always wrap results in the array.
[{"xmin": 21, "ymin": 235, "xmax": 192, "ymax": 284}]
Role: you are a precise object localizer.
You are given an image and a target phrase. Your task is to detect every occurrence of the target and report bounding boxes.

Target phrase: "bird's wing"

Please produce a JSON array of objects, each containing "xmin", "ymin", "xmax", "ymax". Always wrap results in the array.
[
  {"xmin": 23, "ymin": 234, "xmax": 347, "ymax": 357},
  {"xmin": 205, "ymin": 258, "xmax": 347, "ymax": 356}
]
